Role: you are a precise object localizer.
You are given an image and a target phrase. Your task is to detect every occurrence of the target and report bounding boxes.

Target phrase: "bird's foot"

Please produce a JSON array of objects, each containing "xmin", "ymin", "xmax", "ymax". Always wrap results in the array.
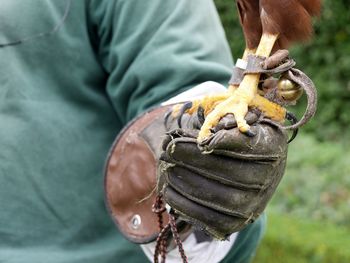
[
  {"xmin": 197, "ymin": 88, "xmax": 254, "ymax": 143},
  {"xmin": 170, "ymin": 83, "xmax": 288, "ymax": 144},
  {"xmin": 171, "ymin": 92, "xmax": 232, "ymax": 121},
  {"xmin": 197, "ymin": 89, "xmax": 287, "ymax": 143}
]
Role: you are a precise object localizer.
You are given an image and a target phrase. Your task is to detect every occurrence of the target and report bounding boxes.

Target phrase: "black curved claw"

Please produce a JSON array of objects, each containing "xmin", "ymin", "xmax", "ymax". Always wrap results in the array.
[
  {"xmin": 164, "ymin": 110, "xmax": 172, "ymax": 127},
  {"xmin": 245, "ymin": 129, "xmax": 256, "ymax": 137},
  {"xmin": 197, "ymin": 106, "xmax": 205, "ymax": 126},
  {"xmin": 177, "ymin": 101, "xmax": 193, "ymax": 128},
  {"xmin": 286, "ymin": 112, "xmax": 299, "ymax": 143}
]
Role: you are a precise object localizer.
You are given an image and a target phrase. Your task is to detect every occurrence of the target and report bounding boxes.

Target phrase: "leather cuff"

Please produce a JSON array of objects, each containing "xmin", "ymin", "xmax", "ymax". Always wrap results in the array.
[
  {"xmin": 104, "ymin": 106, "xmax": 170, "ymax": 244},
  {"xmin": 228, "ymin": 66, "xmax": 245, "ymax": 86},
  {"xmin": 245, "ymin": 54, "xmax": 296, "ymax": 75}
]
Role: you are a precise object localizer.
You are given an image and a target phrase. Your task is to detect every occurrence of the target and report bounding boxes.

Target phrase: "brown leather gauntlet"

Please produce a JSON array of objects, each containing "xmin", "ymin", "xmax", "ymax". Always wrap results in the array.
[{"xmin": 104, "ymin": 106, "xmax": 170, "ymax": 244}]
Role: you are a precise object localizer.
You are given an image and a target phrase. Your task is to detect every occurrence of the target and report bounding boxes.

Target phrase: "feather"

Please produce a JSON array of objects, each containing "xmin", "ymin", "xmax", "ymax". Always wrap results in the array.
[
  {"xmin": 236, "ymin": 0, "xmax": 321, "ymax": 50},
  {"xmin": 260, "ymin": 0, "xmax": 320, "ymax": 48},
  {"xmin": 298, "ymin": 0, "xmax": 322, "ymax": 16},
  {"xmin": 236, "ymin": 0, "xmax": 262, "ymax": 49}
]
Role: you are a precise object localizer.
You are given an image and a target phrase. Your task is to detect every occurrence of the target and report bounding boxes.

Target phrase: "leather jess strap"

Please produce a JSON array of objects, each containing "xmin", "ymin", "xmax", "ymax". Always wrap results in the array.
[
  {"xmin": 228, "ymin": 53, "xmax": 317, "ymax": 131},
  {"xmin": 229, "ymin": 51, "xmax": 296, "ymax": 86}
]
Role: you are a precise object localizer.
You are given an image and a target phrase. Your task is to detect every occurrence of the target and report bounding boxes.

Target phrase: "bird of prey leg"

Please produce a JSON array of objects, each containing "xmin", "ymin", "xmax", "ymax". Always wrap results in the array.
[
  {"xmin": 198, "ymin": 33, "xmax": 279, "ymax": 141},
  {"xmin": 196, "ymin": 0, "xmax": 321, "ymax": 143},
  {"xmin": 171, "ymin": 0, "xmax": 321, "ymax": 143}
]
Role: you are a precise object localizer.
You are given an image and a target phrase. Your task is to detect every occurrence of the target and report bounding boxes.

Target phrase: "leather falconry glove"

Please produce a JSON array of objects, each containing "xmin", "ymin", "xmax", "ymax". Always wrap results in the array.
[
  {"xmin": 157, "ymin": 107, "xmax": 288, "ymax": 240},
  {"xmin": 104, "ymin": 96, "xmax": 288, "ymax": 243}
]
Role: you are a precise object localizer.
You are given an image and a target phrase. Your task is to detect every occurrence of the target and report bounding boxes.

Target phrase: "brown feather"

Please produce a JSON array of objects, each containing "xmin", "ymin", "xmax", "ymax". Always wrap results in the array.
[
  {"xmin": 298, "ymin": 0, "xmax": 322, "ymax": 16},
  {"xmin": 260, "ymin": 0, "xmax": 321, "ymax": 48},
  {"xmin": 235, "ymin": 0, "xmax": 321, "ymax": 51},
  {"xmin": 236, "ymin": 0, "xmax": 262, "ymax": 49}
]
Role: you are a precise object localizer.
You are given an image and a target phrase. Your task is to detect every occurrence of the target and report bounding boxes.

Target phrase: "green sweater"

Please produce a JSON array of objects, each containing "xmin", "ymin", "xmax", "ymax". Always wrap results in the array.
[{"xmin": 0, "ymin": 1, "xmax": 264, "ymax": 262}]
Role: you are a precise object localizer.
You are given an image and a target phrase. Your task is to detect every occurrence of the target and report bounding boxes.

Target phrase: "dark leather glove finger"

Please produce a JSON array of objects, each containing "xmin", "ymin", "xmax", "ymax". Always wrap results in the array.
[
  {"xmin": 161, "ymin": 128, "xmax": 198, "ymax": 151},
  {"xmin": 158, "ymin": 112, "xmax": 289, "ymax": 241},
  {"xmin": 163, "ymin": 187, "xmax": 251, "ymax": 240},
  {"xmin": 160, "ymin": 136, "xmax": 277, "ymax": 188},
  {"xmin": 159, "ymin": 135, "xmax": 286, "ymax": 240},
  {"xmin": 164, "ymin": 166, "xmax": 265, "ymax": 217}
]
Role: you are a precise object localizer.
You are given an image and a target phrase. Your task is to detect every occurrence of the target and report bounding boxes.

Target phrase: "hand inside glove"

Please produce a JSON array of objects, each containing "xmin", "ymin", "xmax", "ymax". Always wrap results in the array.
[
  {"xmin": 157, "ymin": 109, "xmax": 288, "ymax": 240},
  {"xmin": 105, "ymin": 84, "xmax": 290, "ymax": 245}
]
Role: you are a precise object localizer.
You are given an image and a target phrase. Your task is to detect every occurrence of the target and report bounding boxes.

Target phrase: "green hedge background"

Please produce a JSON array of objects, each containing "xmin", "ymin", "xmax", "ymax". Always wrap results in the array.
[{"xmin": 213, "ymin": 1, "xmax": 350, "ymax": 262}]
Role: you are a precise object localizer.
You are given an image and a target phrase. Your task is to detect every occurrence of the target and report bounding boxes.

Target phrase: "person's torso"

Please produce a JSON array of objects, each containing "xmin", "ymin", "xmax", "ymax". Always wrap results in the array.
[{"xmin": 0, "ymin": 1, "xmax": 145, "ymax": 262}]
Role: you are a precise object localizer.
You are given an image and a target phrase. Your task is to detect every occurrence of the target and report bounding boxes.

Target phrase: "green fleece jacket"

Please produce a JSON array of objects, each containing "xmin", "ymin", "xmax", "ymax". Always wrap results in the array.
[{"xmin": 0, "ymin": 0, "xmax": 264, "ymax": 262}]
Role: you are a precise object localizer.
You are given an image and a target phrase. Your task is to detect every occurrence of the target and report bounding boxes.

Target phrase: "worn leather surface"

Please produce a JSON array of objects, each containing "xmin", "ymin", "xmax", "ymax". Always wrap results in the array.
[
  {"xmin": 158, "ymin": 116, "xmax": 288, "ymax": 240},
  {"xmin": 229, "ymin": 66, "xmax": 245, "ymax": 86},
  {"xmin": 283, "ymin": 68, "xmax": 317, "ymax": 130},
  {"xmin": 105, "ymin": 102, "xmax": 292, "ymax": 242},
  {"xmin": 245, "ymin": 54, "xmax": 296, "ymax": 75},
  {"xmin": 104, "ymin": 107, "xmax": 170, "ymax": 244}
]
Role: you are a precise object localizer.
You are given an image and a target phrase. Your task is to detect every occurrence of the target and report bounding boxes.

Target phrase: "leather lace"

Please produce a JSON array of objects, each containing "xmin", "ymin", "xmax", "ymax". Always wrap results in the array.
[{"xmin": 152, "ymin": 195, "xmax": 188, "ymax": 263}]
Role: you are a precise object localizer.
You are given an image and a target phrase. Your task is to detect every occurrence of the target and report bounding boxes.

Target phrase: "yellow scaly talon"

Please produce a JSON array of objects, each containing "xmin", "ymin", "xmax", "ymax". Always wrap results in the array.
[
  {"xmin": 197, "ymin": 87, "xmax": 252, "ymax": 142},
  {"xmin": 197, "ymin": 34, "xmax": 284, "ymax": 143}
]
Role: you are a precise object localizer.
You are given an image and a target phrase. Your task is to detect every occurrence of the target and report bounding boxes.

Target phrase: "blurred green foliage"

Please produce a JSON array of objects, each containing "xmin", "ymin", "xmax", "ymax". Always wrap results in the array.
[
  {"xmin": 214, "ymin": 0, "xmax": 350, "ymax": 141},
  {"xmin": 271, "ymin": 134, "xmax": 350, "ymax": 227},
  {"xmin": 252, "ymin": 135, "xmax": 350, "ymax": 262},
  {"xmin": 254, "ymin": 212, "xmax": 350, "ymax": 263}
]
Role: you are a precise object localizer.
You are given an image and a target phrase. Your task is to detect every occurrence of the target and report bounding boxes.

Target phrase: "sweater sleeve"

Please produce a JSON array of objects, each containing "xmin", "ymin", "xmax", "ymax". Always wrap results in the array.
[{"xmin": 88, "ymin": 0, "xmax": 233, "ymax": 125}]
